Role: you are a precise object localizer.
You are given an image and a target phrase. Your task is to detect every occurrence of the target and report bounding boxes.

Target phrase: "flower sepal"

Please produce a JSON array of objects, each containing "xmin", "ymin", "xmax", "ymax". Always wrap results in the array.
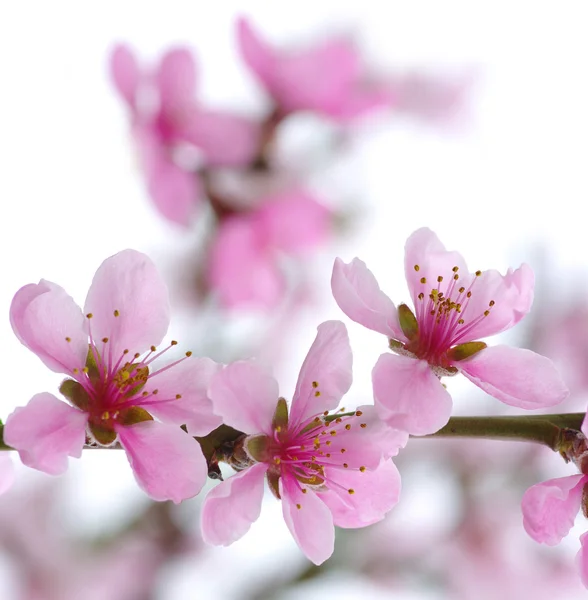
[{"xmin": 446, "ymin": 341, "xmax": 488, "ymax": 362}]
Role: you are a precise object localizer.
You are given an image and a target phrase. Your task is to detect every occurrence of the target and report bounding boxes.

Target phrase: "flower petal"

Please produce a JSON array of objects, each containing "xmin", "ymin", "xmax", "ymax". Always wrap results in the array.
[
  {"xmin": 84, "ymin": 249, "xmax": 170, "ymax": 359},
  {"xmin": 181, "ymin": 109, "xmax": 261, "ymax": 166},
  {"xmin": 156, "ymin": 47, "xmax": 197, "ymax": 114},
  {"xmin": 10, "ymin": 281, "xmax": 88, "ymax": 374},
  {"xmin": 208, "ymin": 360, "xmax": 278, "ymax": 435},
  {"xmin": 0, "ymin": 455, "xmax": 15, "ymax": 495},
  {"xmin": 577, "ymin": 532, "xmax": 588, "ymax": 589},
  {"xmin": 110, "ymin": 44, "xmax": 141, "ymax": 108},
  {"xmin": 236, "ymin": 17, "xmax": 275, "ymax": 91},
  {"xmin": 460, "ymin": 346, "xmax": 568, "ymax": 409},
  {"xmin": 207, "ymin": 216, "xmax": 283, "ymax": 309},
  {"xmin": 255, "ymin": 190, "xmax": 331, "ymax": 254},
  {"xmin": 117, "ymin": 421, "xmax": 207, "ymax": 503},
  {"xmin": 280, "ymin": 476, "xmax": 334, "ymax": 565},
  {"xmin": 290, "ymin": 321, "xmax": 353, "ymax": 425},
  {"xmin": 521, "ymin": 474, "xmax": 585, "ymax": 545},
  {"xmin": 372, "ymin": 353, "xmax": 453, "ymax": 435},
  {"xmin": 331, "ymin": 257, "xmax": 404, "ymax": 340},
  {"xmin": 201, "ymin": 462, "xmax": 268, "ymax": 545},
  {"xmin": 404, "ymin": 227, "xmax": 468, "ymax": 306},
  {"xmin": 320, "ymin": 459, "xmax": 401, "ymax": 528},
  {"xmin": 144, "ymin": 357, "xmax": 222, "ymax": 436},
  {"xmin": 4, "ymin": 393, "xmax": 87, "ymax": 475}
]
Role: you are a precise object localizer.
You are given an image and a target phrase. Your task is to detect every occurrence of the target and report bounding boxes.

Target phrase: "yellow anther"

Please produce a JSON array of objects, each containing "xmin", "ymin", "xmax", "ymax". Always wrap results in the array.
[
  {"xmin": 185, "ymin": 351, "xmax": 192, "ymax": 357},
  {"xmin": 312, "ymin": 381, "xmax": 318, "ymax": 388},
  {"xmin": 314, "ymin": 391, "xmax": 321, "ymax": 397},
  {"xmin": 175, "ymin": 394, "xmax": 182, "ymax": 399},
  {"xmin": 458, "ymin": 319, "xmax": 465, "ymax": 324},
  {"xmin": 65, "ymin": 337, "xmax": 71, "ymax": 342},
  {"xmin": 82, "ymin": 367, "xmax": 89, "ymax": 374},
  {"xmin": 458, "ymin": 287, "xmax": 465, "ymax": 293},
  {"xmin": 489, "ymin": 300, "xmax": 495, "ymax": 307},
  {"xmin": 437, "ymin": 276, "xmax": 443, "ymax": 283},
  {"xmin": 484, "ymin": 310, "xmax": 490, "ymax": 316},
  {"xmin": 420, "ymin": 277, "xmax": 427, "ymax": 284},
  {"xmin": 302, "ymin": 488, "xmax": 307, "ymax": 494},
  {"xmin": 86, "ymin": 313, "xmax": 93, "ymax": 319},
  {"xmin": 414, "ymin": 264, "xmax": 420, "ymax": 271},
  {"xmin": 330, "ymin": 430, "xmax": 337, "ymax": 436},
  {"xmin": 102, "ymin": 337, "xmax": 109, "ymax": 343},
  {"xmin": 340, "ymin": 448, "xmax": 346, "ymax": 454},
  {"xmin": 345, "ymin": 424, "xmax": 351, "ymax": 431},
  {"xmin": 274, "ymin": 457, "xmax": 281, "ymax": 465},
  {"xmin": 359, "ymin": 466, "xmax": 366, "ymax": 472},
  {"xmin": 348, "ymin": 489, "xmax": 355, "ymax": 494},
  {"xmin": 355, "ymin": 410, "xmax": 363, "ymax": 417},
  {"xmin": 418, "ymin": 292, "xmax": 424, "ymax": 300},
  {"xmin": 296, "ymin": 503, "xmax": 302, "ymax": 510},
  {"xmin": 171, "ymin": 340, "xmax": 178, "ymax": 345},
  {"xmin": 101, "ymin": 411, "xmax": 110, "ymax": 420},
  {"xmin": 113, "ymin": 309, "xmax": 120, "ymax": 317},
  {"xmin": 150, "ymin": 345, "xmax": 156, "ymax": 352},
  {"xmin": 453, "ymin": 274, "xmax": 459, "ymax": 280},
  {"xmin": 73, "ymin": 368, "xmax": 79, "ymax": 374},
  {"xmin": 326, "ymin": 440, "xmax": 332, "ymax": 446},
  {"xmin": 360, "ymin": 423, "xmax": 367, "ymax": 428},
  {"xmin": 343, "ymin": 463, "xmax": 349, "ymax": 468},
  {"xmin": 475, "ymin": 270, "xmax": 482, "ymax": 276},
  {"xmin": 452, "ymin": 266, "xmax": 459, "ymax": 272},
  {"xmin": 276, "ymin": 425, "xmax": 282, "ymax": 433}
]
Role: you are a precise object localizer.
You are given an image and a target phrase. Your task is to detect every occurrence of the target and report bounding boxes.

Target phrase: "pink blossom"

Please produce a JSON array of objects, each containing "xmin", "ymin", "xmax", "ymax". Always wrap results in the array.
[
  {"xmin": 522, "ymin": 472, "xmax": 588, "ymax": 588},
  {"xmin": 331, "ymin": 227, "xmax": 568, "ymax": 435},
  {"xmin": 237, "ymin": 17, "xmax": 389, "ymax": 120},
  {"xmin": 0, "ymin": 454, "xmax": 14, "ymax": 496},
  {"xmin": 201, "ymin": 321, "xmax": 407, "ymax": 564},
  {"xmin": 110, "ymin": 44, "xmax": 260, "ymax": 226},
  {"xmin": 5, "ymin": 249, "xmax": 221, "ymax": 502},
  {"xmin": 207, "ymin": 188, "xmax": 331, "ymax": 309}
]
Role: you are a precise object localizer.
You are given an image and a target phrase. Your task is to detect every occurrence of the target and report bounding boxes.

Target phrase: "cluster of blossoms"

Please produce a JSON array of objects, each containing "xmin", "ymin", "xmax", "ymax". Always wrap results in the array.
[
  {"xmin": 1, "ymin": 227, "xmax": 576, "ymax": 571},
  {"xmin": 110, "ymin": 17, "xmax": 466, "ymax": 310}
]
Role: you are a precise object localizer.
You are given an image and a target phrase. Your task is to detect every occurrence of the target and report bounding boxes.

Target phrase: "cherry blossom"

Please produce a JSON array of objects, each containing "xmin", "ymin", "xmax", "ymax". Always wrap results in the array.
[
  {"xmin": 201, "ymin": 320, "xmax": 406, "ymax": 564},
  {"xmin": 5, "ymin": 250, "xmax": 221, "ymax": 503},
  {"xmin": 331, "ymin": 227, "xmax": 568, "ymax": 435}
]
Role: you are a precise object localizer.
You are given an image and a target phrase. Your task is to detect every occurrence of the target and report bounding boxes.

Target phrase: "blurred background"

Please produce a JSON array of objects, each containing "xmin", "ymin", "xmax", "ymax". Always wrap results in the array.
[{"xmin": 2, "ymin": 1, "xmax": 588, "ymax": 597}]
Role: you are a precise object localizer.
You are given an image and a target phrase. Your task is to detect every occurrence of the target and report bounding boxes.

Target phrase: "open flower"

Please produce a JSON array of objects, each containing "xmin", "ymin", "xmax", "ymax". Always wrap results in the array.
[
  {"xmin": 331, "ymin": 227, "xmax": 568, "ymax": 435},
  {"xmin": 201, "ymin": 320, "xmax": 406, "ymax": 564},
  {"xmin": 207, "ymin": 188, "xmax": 331, "ymax": 309},
  {"xmin": 110, "ymin": 44, "xmax": 260, "ymax": 226},
  {"xmin": 237, "ymin": 17, "xmax": 389, "ymax": 120},
  {"xmin": 5, "ymin": 249, "xmax": 221, "ymax": 503}
]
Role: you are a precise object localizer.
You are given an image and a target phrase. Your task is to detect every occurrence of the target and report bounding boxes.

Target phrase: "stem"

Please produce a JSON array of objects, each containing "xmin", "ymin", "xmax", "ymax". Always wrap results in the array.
[{"xmin": 422, "ymin": 413, "xmax": 585, "ymax": 451}]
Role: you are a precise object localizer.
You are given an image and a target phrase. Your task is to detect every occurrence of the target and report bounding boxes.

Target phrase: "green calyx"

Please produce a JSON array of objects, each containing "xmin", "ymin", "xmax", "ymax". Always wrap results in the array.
[
  {"xmin": 272, "ymin": 397, "xmax": 289, "ymax": 433},
  {"xmin": 244, "ymin": 434, "xmax": 271, "ymax": 462},
  {"xmin": 398, "ymin": 304, "xmax": 419, "ymax": 340},
  {"xmin": 60, "ymin": 379, "xmax": 90, "ymax": 411},
  {"xmin": 446, "ymin": 341, "xmax": 487, "ymax": 362}
]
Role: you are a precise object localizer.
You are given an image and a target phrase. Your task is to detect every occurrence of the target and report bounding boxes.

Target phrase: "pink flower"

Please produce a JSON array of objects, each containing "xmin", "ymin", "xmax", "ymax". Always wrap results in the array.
[
  {"xmin": 110, "ymin": 44, "xmax": 261, "ymax": 226},
  {"xmin": 237, "ymin": 17, "xmax": 389, "ymax": 120},
  {"xmin": 200, "ymin": 321, "xmax": 407, "ymax": 564},
  {"xmin": 0, "ymin": 454, "xmax": 14, "ymax": 496},
  {"xmin": 207, "ymin": 188, "xmax": 331, "ymax": 309},
  {"xmin": 331, "ymin": 227, "xmax": 568, "ymax": 435},
  {"xmin": 5, "ymin": 249, "xmax": 222, "ymax": 503}
]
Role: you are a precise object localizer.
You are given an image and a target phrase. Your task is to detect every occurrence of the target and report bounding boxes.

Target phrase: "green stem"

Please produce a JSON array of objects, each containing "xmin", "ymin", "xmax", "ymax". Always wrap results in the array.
[{"xmin": 422, "ymin": 413, "xmax": 585, "ymax": 451}]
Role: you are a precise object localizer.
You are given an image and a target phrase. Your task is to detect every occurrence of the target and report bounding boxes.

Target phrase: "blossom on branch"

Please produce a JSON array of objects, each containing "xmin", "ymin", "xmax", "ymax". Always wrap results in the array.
[
  {"xmin": 110, "ymin": 45, "xmax": 260, "ymax": 226},
  {"xmin": 5, "ymin": 250, "xmax": 221, "ymax": 502},
  {"xmin": 200, "ymin": 320, "xmax": 407, "ymax": 565},
  {"xmin": 331, "ymin": 227, "xmax": 568, "ymax": 435}
]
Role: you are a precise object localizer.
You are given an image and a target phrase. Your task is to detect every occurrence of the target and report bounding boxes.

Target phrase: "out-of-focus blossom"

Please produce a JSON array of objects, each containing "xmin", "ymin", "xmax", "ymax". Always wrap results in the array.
[
  {"xmin": 207, "ymin": 188, "xmax": 332, "ymax": 309},
  {"xmin": 5, "ymin": 249, "xmax": 221, "ymax": 503},
  {"xmin": 0, "ymin": 454, "xmax": 15, "ymax": 496},
  {"xmin": 201, "ymin": 321, "xmax": 406, "ymax": 564},
  {"xmin": 110, "ymin": 45, "xmax": 261, "ymax": 226},
  {"xmin": 237, "ymin": 17, "xmax": 390, "ymax": 121},
  {"xmin": 332, "ymin": 227, "xmax": 568, "ymax": 435}
]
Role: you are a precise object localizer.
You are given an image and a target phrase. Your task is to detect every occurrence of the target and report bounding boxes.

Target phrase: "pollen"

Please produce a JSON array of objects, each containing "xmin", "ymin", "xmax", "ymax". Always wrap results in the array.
[
  {"xmin": 150, "ymin": 345, "xmax": 156, "ymax": 352},
  {"xmin": 355, "ymin": 410, "xmax": 363, "ymax": 417},
  {"xmin": 420, "ymin": 277, "xmax": 427, "ymax": 284},
  {"xmin": 484, "ymin": 310, "xmax": 490, "ymax": 316},
  {"xmin": 101, "ymin": 411, "xmax": 110, "ymax": 420},
  {"xmin": 489, "ymin": 300, "xmax": 495, "ymax": 307},
  {"xmin": 113, "ymin": 309, "xmax": 120, "ymax": 317},
  {"xmin": 414, "ymin": 264, "xmax": 420, "ymax": 271},
  {"xmin": 312, "ymin": 381, "xmax": 318, "ymax": 388},
  {"xmin": 475, "ymin": 270, "xmax": 482, "ymax": 276},
  {"xmin": 185, "ymin": 351, "xmax": 192, "ymax": 357},
  {"xmin": 314, "ymin": 391, "xmax": 321, "ymax": 397},
  {"xmin": 296, "ymin": 503, "xmax": 302, "ymax": 510},
  {"xmin": 359, "ymin": 466, "xmax": 366, "ymax": 472},
  {"xmin": 343, "ymin": 463, "xmax": 349, "ymax": 468},
  {"xmin": 345, "ymin": 424, "xmax": 351, "ymax": 430},
  {"xmin": 330, "ymin": 430, "xmax": 337, "ymax": 436},
  {"xmin": 437, "ymin": 276, "xmax": 443, "ymax": 282},
  {"xmin": 102, "ymin": 337, "xmax": 109, "ymax": 343},
  {"xmin": 171, "ymin": 340, "xmax": 178, "ymax": 346},
  {"xmin": 340, "ymin": 448, "xmax": 346, "ymax": 453},
  {"xmin": 325, "ymin": 440, "xmax": 332, "ymax": 446},
  {"xmin": 348, "ymin": 489, "xmax": 355, "ymax": 494},
  {"xmin": 360, "ymin": 423, "xmax": 367, "ymax": 428},
  {"xmin": 418, "ymin": 292, "xmax": 424, "ymax": 300},
  {"xmin": 175, "ymin": 394, "xmax": 182, "ymax": 399},
  {"xmin": 302, "ymin": 488, "xmax": 307, "ymax": 494},
  {"xmin": 86, "ymin": 313, "xmax": 93, "ymax": 319},
  {"xmin": 452, "ymin": 266, "xmax": 459, "ymax": 272},
  {"xmin": 65, "ymin": 337, "xmax": 71, "ymax": 342}
]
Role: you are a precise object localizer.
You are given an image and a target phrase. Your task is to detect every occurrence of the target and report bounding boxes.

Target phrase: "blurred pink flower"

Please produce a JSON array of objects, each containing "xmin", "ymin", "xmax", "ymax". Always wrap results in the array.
[
  {"xmin": 5, "ymin": 249, "xmax": 221, "ymax": 503},
  {"xmin": 237, "ymin": 17, "xmax": 389, "ymax": 120},
  {"xmin": 0, "ymin": 454, "xmax": 14, "ymax": 495},
  {"xmin": 201, "ymin": 321, "xmax": 406, "ymax": 564},
  {"xmin": 332, "ymin": 227, "xmax": 568, "ymax": 435},
  {"xmin": 110, "ymin": 44, "xmax": 261, "ymax": 226},
  {"xmin": 207, "ymin": 188, "xmax": 331, "ymax": 309}
]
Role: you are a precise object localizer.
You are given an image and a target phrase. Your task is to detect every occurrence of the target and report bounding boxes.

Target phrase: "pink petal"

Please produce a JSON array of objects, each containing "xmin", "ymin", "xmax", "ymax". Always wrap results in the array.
[
  {"xmin": 577, "ymin": 532, "xmax": 588, "ymax": 589},
  {"xmin": 156, "ymin": 47, "xmax": 197, "ymax": 115},
  {"xmin": 117, "ymin": 421, "xmax": 207, "ymax": 503},
  {"xmin": 207, "ymin": 216, "xmax": 283, "ymax": 309},
  {"xmin": 10, "ymin": 281, "xmax": 88, "ymax": 374},
  {"xmin": 201, "ymin": 462, "xmax": 267, "ymax": 545},
  {"xmin": 181, "ymin": 109, "xmax": 261, "ymax": 166},
  {"xmin": 144, "ymin": 357, "xmax": 222, "ymax": 436},
  {"xmin": 0, "ymin": 455, "xmax": 15, "ymax": 495},
  {"xmin": 372, "ymin": 353, "xmax": 453, "ymax": 435},
  {"xmin": 84, "ymin": 249, "xmax": 171, "ymax": 359},
  {"xmin": 452, "ymin": 265, "xmax": 535, "ymax": 341},
  {"xmin": 331, "ymin": 257, "xmax": 405, "ymax": 340},
  {"xmin": 460, "ymin": 345, "xmax": 568, "ymax": 409},
  {"xmin": 320, "ymin": 459, "xmax": 401, "ymax": 528},
  {"xmin": 280, "ymin": 476, "xmax": 334, "ymax": 565},
  {"xmin": 146, "ymin": 152, "xmax": 202, "ymax": 227},
  {"xmin": 236, "ymin": 17, "xmax": 275, "ymax": 91},
  {"xmin": 521, "ymin": 474, "xmax": 586, "ymax": 545},
  {"xmin": 208, "ymin": 360, "xmax": 278, "ymax": 435},
  {"xmin": 4, "ymin": 393, "xmax": 87, "ymax": 475},
  {"xmin": 110, "ymin": 44, "xmax": 141, "ymax": 108},
  {"xmin": 255, "ymin": 190, "xmax": 331, "ymax": 254},
  {"xmin": 404, "ymin": 227, "xmax": 468, "ymax": 306},
  {"xmin": 290, "ymin": 321, "xmax": 352, "ymax": 425}
]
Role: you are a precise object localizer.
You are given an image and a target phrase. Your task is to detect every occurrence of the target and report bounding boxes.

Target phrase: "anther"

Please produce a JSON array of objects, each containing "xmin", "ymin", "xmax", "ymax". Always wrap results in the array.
[
  {"xmin": 420, "ymin": 277, "xmax": 426, "ymax": 284},
  {"xmin": 314, "ymin": 391, "xmax": 321, "ymax": 397},
  {"xmin": 326, "ymin": 453, "xmax": 331, "ymax": 458},
  {"xmin": 185, "ymin": 351, "xmax": 192, "ymax": 357},
  {"xmin": 355, "ymin": 410, "xmax": 363, "ymax": 417},
  {"xmin": 82, "ymin": 367, "xmax": 89, "ymax": 374},
  {"xmin": 466, "ymin": 291, "xmax": 472, "ymax": 298},
  {"xmin": 348, "ymin": 489, "xmax": 355, "ymax": 494},
  {"xmin": 345, "ymin": 424, "xmax": 351, "ymax": 430},
  {"xmin": 171, "ymin": 340, "xmax": 178, "ymax": 346},
  {"xmin": 73, "ymin": 368, "xmax": 79, "ymax": 374},
  {"xmin": 453, "ymin": 274, "xmax": 459, "ymax": 280},
  {"xmin": 343, "ymin": 463, "xmax": 349, "ymax": 468},
  {"xmin": 326, "ymin": 440, "xmax": 332, "ymax": 446},
  {"xmin": 323, "ymin": 411, "xmax": 329, "ymax": 416},
  {"xmin": 458, "ymin": 287, "xmax": 465, "ymax": 294},
  {"xmin": 418, "ymin": 292, "xmax": 424, "ymax": 300},
  {"xmin": 489, "ymin": 300, "xmax": 495, "ymax": 307},
  {"xmin": 102, "ymin": 337, "xmax": 109, "ymax": 343},
  {"xmin": 475, "ymin": 270, "xmax": 482, "ymax": 277},
  {"xmin": 86, "ymin": 313, "xmax": 93, "ymax": 319},
  {"xmin": 302, "ymin": 489, "xmax": 307, "ymax": 494},
  {"xmin": 452, "ymin": 266, "xmax": 459, "ymax": 272},
  {"xmin": 458, "ymin": 319, "xmax": 464, "ymax": 324},
  {"xmin": 359, "ymin": 466, "xmax": 366, "ymax": 472},
  {"xmin": 65, "ymin": 337, "xmax": 71, "ymax": 343},
  {"xmin": 113, "ymin": 309, "xmax": 120, "ymax": 317},
  {"xmin": 296, "ymin": 504, "xmax": 302, "ymax": 510},
  {"xmin": 312, "ymin": 381, "xmax": 318, "ymax": 388},
  {"xmin": 134, "ymin": 353, "xmax": 140, "ymax": 359},
  {"xmin": 123, "ymin": 349, "xmax": 129, "ymax": 354},
  {"xmin": 274, "ymin": 457, "xmax": 281, "ymax": 465},
  {"xmin": 360, "ymin": 423, "xmax": 367, "ymax": 428},
  {"xmin": 152, "ymin": 389, "xmax": 159, "ymax": 395},
  {"xmin": 142, "ymin": 391, "xmax": 149, "ymax": 396},
  {"xmin": 150, "ymin": 345, "xmax": 156, "ymax": 352},
  {"xmin": 336, "ymin": 418, "xmax": 342, "ymax": 424},
  {"xmin": 340, "ymin": 448, "xmax": 346, "ymax": 453},
  {"xmin": 175, "ymin": 394, "xmax": 182, "ymax": 399},
  {"xmin": 484, "ymin": 310, "xmax": 490, "ymax": 317},
  {"xmin": 414, "ymin": 265, "xmax": 420, "ymax": 271},
  {"xmin": 437, "ymin": 276, "xmax": 443, "ymax": 282},
  {"xmin": 330, "ymin": 430, "xmax": 337, "ymax": 436},
  {"xmin": 101, "ymin": 411, "xmax": 110, "ymax": 420}
]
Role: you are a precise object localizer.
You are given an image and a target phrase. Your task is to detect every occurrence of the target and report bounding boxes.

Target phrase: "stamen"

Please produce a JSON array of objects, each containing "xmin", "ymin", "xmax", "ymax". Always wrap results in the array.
[
  {"xmin": 359, "ymin": 466, "xmax": 366, "ymax": 472},
  {"xmin": 420, "ymin": 277, "xmax": 427, "ymax": 284},
  {"xmin": 65, "ymin": 337, "xmax": 71, "ymax": 342},
  {"xmin": 113, "ymin": 309, "xmax": 120, "ymax": 317},
  {"xmin": 312, "ymin": 381, "xmax": 318, "ymax": 388},
  {"xmin": 348, "ymin": 489, "xmax": 355, "ymax": 494},
  {"xmin": 414, "ymin": 264, "xmax": 420, "ymax": 271}
]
